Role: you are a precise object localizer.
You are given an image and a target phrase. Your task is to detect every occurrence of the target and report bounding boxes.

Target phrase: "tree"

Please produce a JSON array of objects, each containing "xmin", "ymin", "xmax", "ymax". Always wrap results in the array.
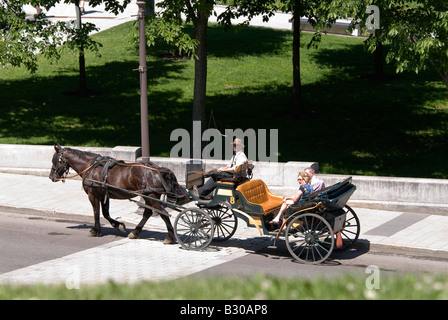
[
  {"xmin": 148, "ymin": 0, "xmax": 214, "ymax": 128},
  {"xmin": 189, "ymin": 0, "xmax": 214, "ymax": 126},
  {"xmin": 221, "ymin": 0, "xmax": 353, "ymax": 117},
  {"xmin": 352, "ymin": 1, "xmax": 448, "ymax": 91},
  {"xmin": 150, "ymin": 0, "xmax": 355, "ymax": 122},
  {"xmin": 286, "ymin": 0, "xmax": 355, "ymax": 116},
  {"xmin": 149, "ymin": 0, "xmax": 282, "ymax": 127},
  {"xmin": 66, "ymin": 1, "xmax": 101, "ymax": 95},
  {"xmin": 0, "ymin": 0, "xmax": 131, "ymax": 94},
  {"xmin": 56, "ymin": 0, "xmax": 131, "ymax": 95},
  {"xmin": 0, "ymin": 0, "xmax": 66, "ymax": 73}
]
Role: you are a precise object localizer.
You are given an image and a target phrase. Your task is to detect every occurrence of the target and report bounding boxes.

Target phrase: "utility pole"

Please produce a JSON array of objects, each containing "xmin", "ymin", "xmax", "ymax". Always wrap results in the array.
[{"xmin": 137, "ymin": 0, "xmax": 150, "ymax": 162}]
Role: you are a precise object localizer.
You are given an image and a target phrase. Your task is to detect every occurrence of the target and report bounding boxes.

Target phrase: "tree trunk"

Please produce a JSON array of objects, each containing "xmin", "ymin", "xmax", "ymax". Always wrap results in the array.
[
  {"xmin": 430, "ymin": 68, "xmax": 448, "ymax": 91},
  {"xmin": 292, "ymin": 0, "xmax": 303, "ymax": 117},
  {"xmin": 373, "ymin": 27, "xmax": 384, "ymax": 78},
  {"xmin": 78, "ymin": 45, "xmax": 87, "ymax": 96},
  {"xmin": 192, "ymin": 11, "xmax": 208, "ymax": 127},
  {"xmin": 430, "ymin": 60, "xmax": 448, "ymax": 92}
]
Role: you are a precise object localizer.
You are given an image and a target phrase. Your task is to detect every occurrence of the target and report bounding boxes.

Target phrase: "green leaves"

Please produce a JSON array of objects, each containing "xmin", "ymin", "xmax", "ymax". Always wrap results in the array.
[
  {"xmin": 0, "ymin": 4, "xmax": 66, "ymax": 73},
  {"xmin": 349, "ymin": 0, "xmax": 448, "ymax": 89},
  {"xmin": 144, "ymin": 16, "xmax": 199, "ymax": 58},
  {"xmin": 0, "ymin": 0, "xmax": 129, "ymax": 73}
]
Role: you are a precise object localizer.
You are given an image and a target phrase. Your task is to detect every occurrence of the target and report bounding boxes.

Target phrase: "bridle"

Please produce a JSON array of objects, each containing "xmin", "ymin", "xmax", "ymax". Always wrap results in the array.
[{"xmin": 51, "ymin": 149, "xmax": 70, "ymax": 182}]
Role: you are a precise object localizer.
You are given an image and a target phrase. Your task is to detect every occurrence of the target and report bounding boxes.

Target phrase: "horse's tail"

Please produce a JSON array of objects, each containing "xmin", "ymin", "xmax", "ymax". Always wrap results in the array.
[
  {"xmin": 159, "ymin": 168, "xmax": 191, "ymax": 205},
  {"xmin": 142, "ymin": 163, "xmax": 190, "ymax": 205}
]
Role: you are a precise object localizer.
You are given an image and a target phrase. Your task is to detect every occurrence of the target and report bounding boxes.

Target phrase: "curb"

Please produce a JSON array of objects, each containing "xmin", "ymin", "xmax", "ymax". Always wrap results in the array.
[{"xmin": 353, "ymin": 240, "xmax": 448, "ymax": 261}]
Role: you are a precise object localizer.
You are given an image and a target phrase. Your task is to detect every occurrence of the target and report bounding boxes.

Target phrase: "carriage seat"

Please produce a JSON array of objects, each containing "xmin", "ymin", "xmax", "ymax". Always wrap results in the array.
[
  {"xmin": 235, "ymin": 179, "xmax": 283, "ymax": 215},
  {"xmin": 217, "ymin": 161, "xmax": 254, "ymax": 184}
]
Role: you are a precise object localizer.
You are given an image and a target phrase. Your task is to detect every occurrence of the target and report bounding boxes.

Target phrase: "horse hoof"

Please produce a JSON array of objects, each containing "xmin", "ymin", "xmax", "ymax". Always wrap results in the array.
[
  {"xmin": 118, "ymin": 223, "xmax": 127, "ymax": 233},
  {"xmin": 89, "ymin": 229, "xmax": 101, "ymax": 237},
  {"xmin": 128, "ymin": 231, "xmax": 139, "ymax": 239},
  {"xmin": 163, "ymin": 237, "xmax": 175, "ymax": 245}
]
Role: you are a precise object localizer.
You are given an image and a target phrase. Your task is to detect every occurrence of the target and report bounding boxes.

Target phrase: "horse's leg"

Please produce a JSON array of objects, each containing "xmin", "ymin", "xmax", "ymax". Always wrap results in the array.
[
  {"xmin": 159, "ymin": 208, "xmax": 176, "ymax": 245},
  {"xmin": 128, "ymin": 206, "xmax": 153, "ymax": 239},
  {"xmin": 100, "ymin": 197, "xmax": 126, "ymax": 234},
  {"xmin": 88, "ymin": 193, "xmax": 102, "ymax": 237},
  {"xmin": 146, "ymin": 198, "xmax": 176, "ymax": 245}
]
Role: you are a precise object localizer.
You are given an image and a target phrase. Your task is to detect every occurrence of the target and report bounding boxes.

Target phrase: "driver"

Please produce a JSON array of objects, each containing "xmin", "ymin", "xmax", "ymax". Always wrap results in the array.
[{"xmin": 193, "ymin": 138, "xmax": 247, "ymax": 199}]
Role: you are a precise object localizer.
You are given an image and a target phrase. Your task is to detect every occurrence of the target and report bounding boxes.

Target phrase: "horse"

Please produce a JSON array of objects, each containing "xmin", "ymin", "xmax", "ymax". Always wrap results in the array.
[{"xmin": 49, "ymin": 144, "xmax": 190, "ymax": 244}]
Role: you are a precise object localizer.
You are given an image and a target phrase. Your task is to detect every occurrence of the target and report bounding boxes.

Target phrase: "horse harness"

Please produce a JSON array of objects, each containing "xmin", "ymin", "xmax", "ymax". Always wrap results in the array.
[{"xmin": 82, "ymin": 156, "xmax": 177, "ymax": 203}]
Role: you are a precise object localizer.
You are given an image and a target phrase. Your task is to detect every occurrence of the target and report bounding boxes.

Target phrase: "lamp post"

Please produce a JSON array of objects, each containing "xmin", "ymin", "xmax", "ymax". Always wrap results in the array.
[{"xmin": 137, "ymin": 0, "xmax": 150, "ymax": 162}]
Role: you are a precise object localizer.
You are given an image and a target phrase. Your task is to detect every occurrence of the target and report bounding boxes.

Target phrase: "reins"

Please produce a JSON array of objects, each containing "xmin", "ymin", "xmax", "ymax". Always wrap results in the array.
[
  {"xmin": 53, "ymin": 151, "xmax": 174, "ymax": 182},
  {"xmin": 53, "ymin": 162, "xmax": 96, "ymax": 181}
]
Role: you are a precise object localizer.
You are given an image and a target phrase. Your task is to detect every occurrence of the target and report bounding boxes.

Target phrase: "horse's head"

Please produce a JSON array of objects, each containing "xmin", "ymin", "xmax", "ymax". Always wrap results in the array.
[{"xmin": 49, "ymin": 144, "xmax": 70, "ymax": 182}]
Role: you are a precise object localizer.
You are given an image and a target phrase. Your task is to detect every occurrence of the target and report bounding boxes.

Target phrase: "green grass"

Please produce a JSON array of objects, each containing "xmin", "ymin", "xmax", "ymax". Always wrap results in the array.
[
  {"xmin": 1, "ymin": 273, "xmax": 448, "ymax": 300},
  {"xmin": 0, "ymin": 22, "xmax": 447, "ymax": 178}
]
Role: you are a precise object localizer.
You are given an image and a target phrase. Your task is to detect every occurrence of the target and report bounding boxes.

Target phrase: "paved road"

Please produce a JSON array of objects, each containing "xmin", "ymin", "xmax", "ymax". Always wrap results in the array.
[
  {"xmin": 0, "ymin": 209, "xmax": 272, "ymax": 286},
  {"xmin": 0, "ymin": 211, "xmax": 124, "ymax": 274},
  {"xmin": 2, "ymin": 210, "xmax": 448, "ymax": 287},
  {"xmin": 198, "ymin": 242, "xmax": 448, "ymax": 280}
]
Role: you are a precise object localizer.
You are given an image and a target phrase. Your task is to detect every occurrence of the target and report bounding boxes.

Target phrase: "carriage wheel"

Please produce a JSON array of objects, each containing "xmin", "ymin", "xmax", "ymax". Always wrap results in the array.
[
  {"xmin": 334, "ymin": 205, "xmax": 361, "ymax": 251},
  {"xmin": 285, "ymin": 213, "xmax": 334, "ymax": 264},
  {"xmin": 174, "ymin": 208, "xmax": 214, "ymax": 250},
  {"xmin": 204, "ymin": 202, "xmax": 238, "ymax": 242}
]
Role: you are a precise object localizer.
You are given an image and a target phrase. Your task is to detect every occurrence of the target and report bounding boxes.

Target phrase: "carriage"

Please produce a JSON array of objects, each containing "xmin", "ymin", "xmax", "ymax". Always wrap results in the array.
[
  {"xmin": 50, "ymin": 145, "xmax": 359, "ymax": 265},
  {"xmin": 174, "ymin": 161, "xmax": 360, "ymax": 264}
]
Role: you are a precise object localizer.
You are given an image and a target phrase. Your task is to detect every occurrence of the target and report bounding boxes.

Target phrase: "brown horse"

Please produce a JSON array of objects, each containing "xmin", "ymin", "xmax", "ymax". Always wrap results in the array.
[{"xmin": 49, "ymin": 144, "xmax": 190, "ymax": 243}]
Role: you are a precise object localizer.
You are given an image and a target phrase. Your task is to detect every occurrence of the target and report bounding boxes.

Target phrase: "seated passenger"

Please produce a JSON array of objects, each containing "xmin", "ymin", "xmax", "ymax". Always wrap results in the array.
[
  {"xmin": 269, "ymin": 171, "xmax": 313, "ymax": 227},
  {"xmin": 305, "ymin": 167, "xmax": 325, "ymax": 192},
  {"xmin": 193, "ymin": 138, "xmax": 248, "ymax": 199}
]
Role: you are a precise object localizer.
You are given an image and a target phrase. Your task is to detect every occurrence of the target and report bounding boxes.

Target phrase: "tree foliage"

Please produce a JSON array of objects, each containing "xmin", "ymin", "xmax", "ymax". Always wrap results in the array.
[
  {"xmin": 1, "ymin": 0, "xmax": 65, "ymax": 72},
  {"xmin": 351, "ymin": 0, "xmax": 448, "ymax": 90},
  {"xmin": 0, "ymin": 0, "xmax": 130, "ymax": 73},
  {"xmin": 144, "ymin": 5, "xmax": 198, "ymax": 58}
]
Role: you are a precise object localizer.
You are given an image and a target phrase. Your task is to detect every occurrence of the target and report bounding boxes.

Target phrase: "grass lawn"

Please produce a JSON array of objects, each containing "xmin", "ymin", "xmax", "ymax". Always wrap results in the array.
[
  {"xmin": 1, "ymin": 273, "xmax": 448, "ymax": 300},
  {"xmin": 0, "ymin": 21, "xmax": 447, "ymax": 178}
]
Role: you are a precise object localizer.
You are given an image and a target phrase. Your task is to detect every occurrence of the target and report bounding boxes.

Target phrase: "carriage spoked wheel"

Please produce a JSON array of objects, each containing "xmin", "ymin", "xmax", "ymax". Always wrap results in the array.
[
  {"xmin": 174, "ymin": 208, "xmax": 214, "ymax": 250},
  {"xmin": 285, "ymin": 213, "xmax": 334, "ymax": 264},
  {"xmin": 334, "ymin": 205, "xmax": 361, "ymax": 251},
  {"xmin": 204, "ymin": 202, "xmax": 238, "ymax": 242}
]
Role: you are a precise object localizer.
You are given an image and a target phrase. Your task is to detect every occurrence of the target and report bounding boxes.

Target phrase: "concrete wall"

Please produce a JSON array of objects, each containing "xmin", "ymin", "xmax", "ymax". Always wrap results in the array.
[
  {"xmin": 0, "ymin": 144, "xmax": 446, "ymax": 214},
  {"xmin": 0, "ymin": 144, "xmax": 141, "ymax": 176}
]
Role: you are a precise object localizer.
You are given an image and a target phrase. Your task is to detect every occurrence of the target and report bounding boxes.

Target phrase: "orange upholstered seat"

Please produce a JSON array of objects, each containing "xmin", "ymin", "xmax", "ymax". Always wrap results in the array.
[{"xmin": 235, "ymin": 179, "xmax": 283, "ymax": 215}]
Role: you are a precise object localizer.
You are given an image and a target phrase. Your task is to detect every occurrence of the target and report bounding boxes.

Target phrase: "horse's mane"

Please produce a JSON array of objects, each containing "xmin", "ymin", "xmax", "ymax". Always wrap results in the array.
[{"xmin": 64, "ymin": 147, "xmax": 98, "ymax": 159}]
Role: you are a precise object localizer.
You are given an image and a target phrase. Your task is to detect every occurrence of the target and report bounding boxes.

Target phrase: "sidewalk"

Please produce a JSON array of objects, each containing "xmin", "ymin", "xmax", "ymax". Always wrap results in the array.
[
  {"xmin": 24, "ymin": 1, "xmax": 139, "ymax": 34},
  {"xmin": 1, "ymin": 171, "xmax": 448, "ymax": 285},
  {"xmin": 22, "ymin": 1, "xmax": 350, "ymax": 36}
]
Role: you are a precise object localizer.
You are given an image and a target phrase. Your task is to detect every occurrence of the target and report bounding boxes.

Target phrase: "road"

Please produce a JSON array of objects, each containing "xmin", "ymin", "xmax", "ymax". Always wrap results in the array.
[
  {"xmin": 1, "ymin": 210, "xmax": 448, "ymax": 282},
  {"xmin": 199, "ymin": 242, "xmax": 448, "ymax": 280},
  {"xmin": 0, "ymin": 210, "xmax": 124, "ymax": 274}
]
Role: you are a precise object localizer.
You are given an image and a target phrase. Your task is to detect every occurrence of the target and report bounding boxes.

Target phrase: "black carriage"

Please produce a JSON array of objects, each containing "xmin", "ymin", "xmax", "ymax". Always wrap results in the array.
[
  {"xmin": 175, "ymin": 162, "xmax": 360, "ymax": 264},
  {"xmin": 81, "ymin": 157, "xmax": 360, "ymax": 264}
]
